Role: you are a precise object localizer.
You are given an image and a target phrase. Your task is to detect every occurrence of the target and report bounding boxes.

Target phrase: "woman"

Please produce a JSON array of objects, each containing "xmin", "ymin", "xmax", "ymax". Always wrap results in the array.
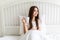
[
  {"xmin": 20, "ymin": 6, "xmax": 52, "ymax": 40},
  {"xmin": 22, "ymin": 6, "xmax": 41, "ymax": 33}
]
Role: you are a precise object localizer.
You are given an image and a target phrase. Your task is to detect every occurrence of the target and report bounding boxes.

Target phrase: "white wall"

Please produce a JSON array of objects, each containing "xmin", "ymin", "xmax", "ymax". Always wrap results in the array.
[
  {"xmin": 0, "ymin": 11, "xmax": 2, "ymax": 36},
  {"xmin": 39, "ymin": 0, "xmax": 60, "ymax": 5},
  {"xmin": 0, "ymin": 7, "xmax": 3, "ymax": 37},
  {"xmin": 1, "ymin": 0, "xmax": 60, "ymax": 5}
]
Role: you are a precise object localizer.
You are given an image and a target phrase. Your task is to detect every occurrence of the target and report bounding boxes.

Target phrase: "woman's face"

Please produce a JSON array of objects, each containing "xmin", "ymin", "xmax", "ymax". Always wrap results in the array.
[{"xmin": 33, "ymin": 8, "xmax": 38, "ymax": 17}]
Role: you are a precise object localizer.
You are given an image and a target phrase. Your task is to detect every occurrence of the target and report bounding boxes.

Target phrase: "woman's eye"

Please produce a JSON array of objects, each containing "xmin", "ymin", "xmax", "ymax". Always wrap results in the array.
[{"xmin": 34, "ymin": 10, "xmax": 36, "ymax": 11}]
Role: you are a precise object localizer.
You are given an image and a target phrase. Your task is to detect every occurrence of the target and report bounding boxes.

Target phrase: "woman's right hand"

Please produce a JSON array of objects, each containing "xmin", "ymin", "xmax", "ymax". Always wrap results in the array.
[{"xmin": 22, "ymin": 17, "xmax": 26, "ymax": 23}]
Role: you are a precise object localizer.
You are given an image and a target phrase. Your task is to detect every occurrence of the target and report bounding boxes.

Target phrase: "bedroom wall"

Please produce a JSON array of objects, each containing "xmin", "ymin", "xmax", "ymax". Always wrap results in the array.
[
  {"xmin": 1, "ymin": 0, "xmax": 60, "ymax": 5},
  {"xmin": 0, "ymin": 7, "xmax": 3, "ymax": 37},
  {"xmin": 0, "ymin": 11, "xmax": 2, "ymax": 36}
]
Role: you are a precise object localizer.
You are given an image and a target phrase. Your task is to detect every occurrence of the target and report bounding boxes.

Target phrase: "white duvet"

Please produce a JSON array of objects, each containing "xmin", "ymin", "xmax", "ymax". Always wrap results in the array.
[{"xmin": 19, "ymin": 30, "xmax": 54, "ymax": 40}]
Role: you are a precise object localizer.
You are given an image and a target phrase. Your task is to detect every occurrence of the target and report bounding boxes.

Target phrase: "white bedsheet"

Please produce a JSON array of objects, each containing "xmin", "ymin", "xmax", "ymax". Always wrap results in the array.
[
  {"xmin": 0, "ymin": 36, "xmax": 20, "ymax": 40},
  {"xmin": 0, "ymin": 34, "xmax": 59, "ymax": 40}
]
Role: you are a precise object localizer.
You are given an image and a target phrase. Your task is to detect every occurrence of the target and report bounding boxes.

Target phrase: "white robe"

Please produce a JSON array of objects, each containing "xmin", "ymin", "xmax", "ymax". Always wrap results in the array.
[
  {"xmin": 19, "ymin": 22, "xmax": 53, "ymax": 40},
  {"xmin": 19, "ymin": 29, "xmax": 54, "ymax": 40}
]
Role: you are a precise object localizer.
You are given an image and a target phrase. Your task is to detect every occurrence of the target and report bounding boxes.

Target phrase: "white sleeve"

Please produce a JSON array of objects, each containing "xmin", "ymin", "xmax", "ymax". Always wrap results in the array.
[{"xmin": 25, "ymin": 17, "xmax": 29, "ymax": 28}]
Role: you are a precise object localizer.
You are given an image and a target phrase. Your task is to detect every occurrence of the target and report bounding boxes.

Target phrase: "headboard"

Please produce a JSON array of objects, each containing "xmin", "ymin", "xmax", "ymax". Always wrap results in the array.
[{"xmin": 1, "ymin": 1, "xmax": 60, "ymax": 35}]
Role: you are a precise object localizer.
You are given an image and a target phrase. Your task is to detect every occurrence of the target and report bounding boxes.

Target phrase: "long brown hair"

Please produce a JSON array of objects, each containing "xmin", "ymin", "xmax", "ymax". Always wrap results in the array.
[{"xmin": 28, "ymin": 6, "xmax": 39, "ymax": 30}]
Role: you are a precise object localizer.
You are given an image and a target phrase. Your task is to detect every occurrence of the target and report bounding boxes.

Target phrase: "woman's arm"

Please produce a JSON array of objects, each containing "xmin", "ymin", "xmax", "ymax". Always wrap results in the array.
[
  {"xmin": 38, "ymin": 19, "xmax": 41, "ymax": 31},
  {"xmin": 22, "ymin": 17, "xmax": 28, "ymax": 33}
]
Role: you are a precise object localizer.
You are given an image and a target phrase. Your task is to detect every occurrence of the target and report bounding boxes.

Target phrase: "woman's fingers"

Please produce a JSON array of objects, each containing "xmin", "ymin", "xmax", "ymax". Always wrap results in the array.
[{"xmin": 22, "ymin": 17, "xmax": 26, "ymax": 23}]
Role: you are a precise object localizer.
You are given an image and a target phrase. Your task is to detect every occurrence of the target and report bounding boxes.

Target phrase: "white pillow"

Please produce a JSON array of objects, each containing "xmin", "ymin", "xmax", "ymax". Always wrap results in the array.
[{"xmin": 19, "ymin": 16, "xmax": 29, "ymax": 35}]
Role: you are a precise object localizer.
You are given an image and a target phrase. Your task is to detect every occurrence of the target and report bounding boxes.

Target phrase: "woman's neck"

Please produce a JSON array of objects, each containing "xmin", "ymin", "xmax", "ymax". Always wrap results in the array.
[{"xmin": 32, "ymin": 17, "xmax": 35, "ymax": 21}]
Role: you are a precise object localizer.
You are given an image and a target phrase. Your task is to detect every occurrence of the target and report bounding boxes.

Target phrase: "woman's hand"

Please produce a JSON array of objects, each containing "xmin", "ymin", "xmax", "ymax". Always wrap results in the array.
[{"xmin": 22, "ymin": 17, "xmax": 26, "ymax": 23}]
